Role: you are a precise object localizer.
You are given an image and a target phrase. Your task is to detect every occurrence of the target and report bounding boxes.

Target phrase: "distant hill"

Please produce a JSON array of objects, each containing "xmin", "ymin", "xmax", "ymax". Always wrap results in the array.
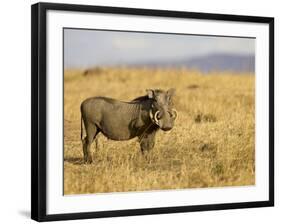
[
  {"xmin": 132, "ymin": 53, "xmax": 255, "ymax": 73},
  {"xmin": 183, "ymin": 54, "xmax": 255, "ymax": 73}
]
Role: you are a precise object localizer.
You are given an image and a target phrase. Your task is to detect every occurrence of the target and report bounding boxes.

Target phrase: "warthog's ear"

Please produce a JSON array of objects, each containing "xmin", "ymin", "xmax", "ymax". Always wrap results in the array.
[
  {"xmin": 146, "ymin": 89, "xmax": 155, "ymax": 99},
  {"xmin": 167, "ymin": 88, "xmax": 176, "ymax": 98}
]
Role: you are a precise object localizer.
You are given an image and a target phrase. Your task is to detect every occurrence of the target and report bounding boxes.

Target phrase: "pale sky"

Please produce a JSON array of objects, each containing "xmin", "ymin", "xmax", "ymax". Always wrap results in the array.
[{"xmin": 64, "ymin": 28, "xmax": 255, "ymax": 69}]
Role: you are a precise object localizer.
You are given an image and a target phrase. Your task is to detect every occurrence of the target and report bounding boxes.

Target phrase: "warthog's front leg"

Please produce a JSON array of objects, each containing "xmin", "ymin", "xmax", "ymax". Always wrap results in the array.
[{"xmin": 139, "ymin": 131, "xmax": 156, "ymax": 158}]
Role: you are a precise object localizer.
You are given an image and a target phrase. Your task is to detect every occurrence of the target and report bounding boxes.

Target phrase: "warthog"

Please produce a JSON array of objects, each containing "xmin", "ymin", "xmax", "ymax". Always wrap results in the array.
[{"xmin": 80, "ymin": 88, "xmax": 178, "ymax": 163}]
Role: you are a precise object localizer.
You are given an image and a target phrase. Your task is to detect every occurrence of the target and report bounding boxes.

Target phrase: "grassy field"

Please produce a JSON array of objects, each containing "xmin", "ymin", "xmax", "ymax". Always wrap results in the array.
[{"xmin": 64, "ymin": 67, "xmax": 255, "ymax": 195}]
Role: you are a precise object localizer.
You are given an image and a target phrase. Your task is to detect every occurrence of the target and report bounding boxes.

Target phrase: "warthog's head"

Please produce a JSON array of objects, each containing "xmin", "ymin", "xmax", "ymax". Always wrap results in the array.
[{"xmin": 147, "ymin": 88, "xmax": 178, "ymax": 131}]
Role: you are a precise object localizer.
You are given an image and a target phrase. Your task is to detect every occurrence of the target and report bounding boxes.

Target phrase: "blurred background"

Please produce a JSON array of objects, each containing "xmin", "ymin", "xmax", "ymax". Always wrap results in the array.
[{"xmin": 64, "ymin": 29, "xmax": 255, "ymax": 73}]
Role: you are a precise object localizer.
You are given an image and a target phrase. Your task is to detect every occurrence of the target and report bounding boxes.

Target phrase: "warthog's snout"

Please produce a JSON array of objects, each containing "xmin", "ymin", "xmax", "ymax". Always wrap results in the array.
[
  {"xmin": 161, "ymin": 126, "xmax": 173, "ymax": 131},
  {"xmin": 152, "ymin": 107, "xmax": 177, "ymax": 132}
]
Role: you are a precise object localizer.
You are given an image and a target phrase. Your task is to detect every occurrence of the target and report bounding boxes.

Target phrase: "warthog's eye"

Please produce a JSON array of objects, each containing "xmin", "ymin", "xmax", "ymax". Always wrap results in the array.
[{"xmin": 168, "ymin": 111, "xmax": 175, "ymax": 118}]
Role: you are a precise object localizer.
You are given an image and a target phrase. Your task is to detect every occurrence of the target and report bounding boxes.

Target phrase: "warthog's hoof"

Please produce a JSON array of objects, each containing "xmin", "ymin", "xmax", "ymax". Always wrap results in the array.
[{"xmin": 84, "ymin": 157, "xmax": 93, "ymax": 164}]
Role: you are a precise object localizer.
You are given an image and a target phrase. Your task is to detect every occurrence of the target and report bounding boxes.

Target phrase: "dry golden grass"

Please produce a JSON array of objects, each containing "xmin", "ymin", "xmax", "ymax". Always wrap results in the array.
[{"xmin": 64, "ymin": 67, "xmax": 255, "ymax": 195}]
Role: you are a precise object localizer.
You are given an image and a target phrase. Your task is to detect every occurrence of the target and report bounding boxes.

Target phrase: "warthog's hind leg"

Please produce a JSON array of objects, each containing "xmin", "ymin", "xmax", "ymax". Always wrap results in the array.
[{"xmin": 83, "ymin": 124, "xmax": 99, "ymax": 164}]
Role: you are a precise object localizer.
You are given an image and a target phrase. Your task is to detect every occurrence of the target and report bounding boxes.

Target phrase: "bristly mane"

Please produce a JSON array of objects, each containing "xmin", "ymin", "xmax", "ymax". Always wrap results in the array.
[
  {"xmin": 131, "ymin": 89, "xmax": 166, "ymax": 102},
  {"xmin": 131, "ymin": 95, "xmax": 149, "ymax": 102}
]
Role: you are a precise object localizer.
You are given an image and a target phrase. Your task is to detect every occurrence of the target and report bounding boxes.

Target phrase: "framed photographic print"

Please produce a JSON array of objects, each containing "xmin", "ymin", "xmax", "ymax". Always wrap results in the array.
[{"xmin": 31, "ymin": 2, "xmax": 274, "ymax": 222}]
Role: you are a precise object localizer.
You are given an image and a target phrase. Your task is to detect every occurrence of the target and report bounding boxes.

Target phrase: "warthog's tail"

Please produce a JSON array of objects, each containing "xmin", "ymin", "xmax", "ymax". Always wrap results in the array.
[{"xmin": 81, "ymin": 113, "xmax": 83, "ymax": 140}]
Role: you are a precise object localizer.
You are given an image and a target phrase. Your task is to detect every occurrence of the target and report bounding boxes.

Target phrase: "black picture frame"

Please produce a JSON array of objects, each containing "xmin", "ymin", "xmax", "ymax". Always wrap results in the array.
[{"xmin": 31, "ymin": 2, "xmax": 274, "ymax": 222}]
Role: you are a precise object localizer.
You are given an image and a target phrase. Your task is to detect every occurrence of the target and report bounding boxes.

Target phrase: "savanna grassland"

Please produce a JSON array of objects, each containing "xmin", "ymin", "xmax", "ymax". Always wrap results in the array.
[{"xmin": 64, "ymin": 67, "xmax": 255, "ymax": 195}]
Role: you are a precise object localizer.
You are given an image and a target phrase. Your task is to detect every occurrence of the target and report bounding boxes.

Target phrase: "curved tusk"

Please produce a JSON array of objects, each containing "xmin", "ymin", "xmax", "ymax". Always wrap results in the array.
[
  {"xmin": 149, "ymin": 109, "xmax": 154, "ymax": 122},
  {"xmin": 172, "ymin": 109, "xmax": 178, "ymax": 120},
  {"xmin": 154, "ymin": 111, "xmax": 160, "ymax": 125}
]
